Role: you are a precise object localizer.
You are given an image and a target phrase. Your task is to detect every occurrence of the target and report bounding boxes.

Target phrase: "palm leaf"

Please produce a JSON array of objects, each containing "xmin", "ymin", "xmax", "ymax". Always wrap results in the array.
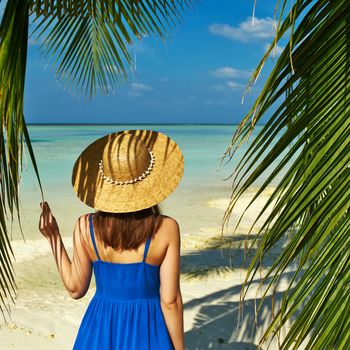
[
  {"xmin": 29, "ymin": 0, "xmax": 193, "ymax": 98},
  {"xmin": 0, "ymin": 0, "xmax": 45, "ymax": 321},
  {"xmin": 221, "ymin": 0, "xmax": 350, "ymax": 348}
]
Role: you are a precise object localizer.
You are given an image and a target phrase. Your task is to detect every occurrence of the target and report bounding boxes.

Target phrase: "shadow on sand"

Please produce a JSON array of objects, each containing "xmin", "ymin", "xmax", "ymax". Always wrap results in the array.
[
  {"xmin": 182, "ymin": 234, "xmax": 294, "ymax": 350},
  {"xmin": 181, "ymin": 233, "xmax": 281, "ymax": 279},
  {"xmin": 184, "ymin": 280, "xmax": 295, "ymax": 350}
]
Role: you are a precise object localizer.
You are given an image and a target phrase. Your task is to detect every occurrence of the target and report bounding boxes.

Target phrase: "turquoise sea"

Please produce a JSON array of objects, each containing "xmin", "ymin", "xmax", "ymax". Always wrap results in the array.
[{"xmin": 14, "ymin": 124, "xmax": 284, "ymax": 241}]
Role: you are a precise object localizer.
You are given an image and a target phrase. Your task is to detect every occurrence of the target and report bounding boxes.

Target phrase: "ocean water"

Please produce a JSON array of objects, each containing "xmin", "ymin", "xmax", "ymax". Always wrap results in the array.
[
  {"xmin": 22, "ymin": 124, "xmax": 237, "ymax": 190},
  {"xmin": 13, "ymin": 124, "xmax": 284, "ymax": 241}
]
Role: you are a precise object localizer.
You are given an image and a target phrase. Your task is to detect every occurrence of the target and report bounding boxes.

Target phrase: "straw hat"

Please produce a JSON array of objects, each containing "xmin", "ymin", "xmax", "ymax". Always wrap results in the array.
[{"xmin": 71, "ymin": 129, "xmax": 184, "ymax": 213}]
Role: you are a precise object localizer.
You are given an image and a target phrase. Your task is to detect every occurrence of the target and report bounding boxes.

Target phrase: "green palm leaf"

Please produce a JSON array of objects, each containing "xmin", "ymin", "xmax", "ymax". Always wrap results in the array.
[
  {"xmin": 0, "ymin": 0, "xmax": 44, "ymax": 321},
  {"xmin": 30, "ymin": 0, "xmax": 193, "ymax": 98},
  {"xmin": 222, "ymin": 0, "xmax": 350, "ymax": 348}
]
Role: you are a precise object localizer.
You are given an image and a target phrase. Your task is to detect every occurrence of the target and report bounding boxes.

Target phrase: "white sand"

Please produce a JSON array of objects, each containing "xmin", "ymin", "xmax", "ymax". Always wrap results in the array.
[
  {"xmin": 0, "ymin": 248, "xmax": 293, "ymax": 350},
  {"xmin": 0, "ymin": 187, "xmax": 299, "ymax": 349}
]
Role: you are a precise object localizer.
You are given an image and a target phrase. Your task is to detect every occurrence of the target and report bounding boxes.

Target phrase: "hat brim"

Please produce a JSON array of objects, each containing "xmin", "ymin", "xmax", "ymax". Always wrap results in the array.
[{"xmin": 71, "ymin": 129, "xmax": 184, "ymax": 213}]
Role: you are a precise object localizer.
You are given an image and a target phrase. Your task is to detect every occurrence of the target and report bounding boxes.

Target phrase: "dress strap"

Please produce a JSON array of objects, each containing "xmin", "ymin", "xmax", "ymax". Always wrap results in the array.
[
  {"xmin": 142, "ymin": 237, "xmax": 151, "ymax": 262},
  {"xmin": 89, "ymin": 213, "xmax": 101, "ymax": 261}
]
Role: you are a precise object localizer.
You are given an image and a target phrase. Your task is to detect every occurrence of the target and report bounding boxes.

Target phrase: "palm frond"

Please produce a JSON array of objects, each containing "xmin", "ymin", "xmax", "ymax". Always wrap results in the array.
[
  {"xmin": 29, "ymin": 0, "xmax": 193, "ymax": 98},
  {"xmin": 0, "ymin": 0, "xmax": 44, "ymax": 322},
  {"xmin": 222, "ymin": 0, "xmax": 350, "ymax": 348}
]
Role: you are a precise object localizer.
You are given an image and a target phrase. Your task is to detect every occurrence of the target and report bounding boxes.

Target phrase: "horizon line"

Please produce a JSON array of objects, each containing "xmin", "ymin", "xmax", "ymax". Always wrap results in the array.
[{"xmin": 27, "ymin": 122, "xmax": 266, "ymax": 126}]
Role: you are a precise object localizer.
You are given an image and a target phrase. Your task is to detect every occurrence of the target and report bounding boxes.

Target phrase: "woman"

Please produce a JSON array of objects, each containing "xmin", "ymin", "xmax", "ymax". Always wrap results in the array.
[{"xmin": 39, "ymin": 129, "xmax": 185, "ymax": 349}]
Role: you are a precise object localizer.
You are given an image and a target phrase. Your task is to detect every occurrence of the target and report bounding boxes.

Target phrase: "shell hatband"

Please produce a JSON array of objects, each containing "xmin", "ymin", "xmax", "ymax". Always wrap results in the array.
[{"xmin": 98, "ymin": 150, "xmax": 155, "ymax": 185}]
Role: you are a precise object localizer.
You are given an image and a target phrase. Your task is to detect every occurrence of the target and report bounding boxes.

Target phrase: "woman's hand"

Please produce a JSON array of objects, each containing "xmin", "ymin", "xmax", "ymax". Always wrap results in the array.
[{"xmin": 39, "ymin": 201, "xmax": 60, "ymax": 240}]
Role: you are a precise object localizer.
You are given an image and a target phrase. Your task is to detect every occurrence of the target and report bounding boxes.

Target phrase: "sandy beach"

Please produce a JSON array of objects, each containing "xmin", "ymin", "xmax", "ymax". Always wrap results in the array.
[{"xmin": 0, "ymin": 186, "xmax": 298, "ymax": 350}]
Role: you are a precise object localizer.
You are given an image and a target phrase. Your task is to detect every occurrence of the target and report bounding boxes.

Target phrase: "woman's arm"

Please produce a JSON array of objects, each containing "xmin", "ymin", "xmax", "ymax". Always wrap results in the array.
[
  {"xmin": 159, "ymin": 218, "xmax": 185, "ymax": 350},
  {"xmin": 39, "ymin": 202, "xmax": 93, "ymax": 299}
]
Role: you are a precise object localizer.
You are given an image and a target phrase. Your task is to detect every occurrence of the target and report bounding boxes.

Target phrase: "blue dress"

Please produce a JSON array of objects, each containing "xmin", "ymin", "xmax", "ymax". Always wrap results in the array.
[{"xmin": 73, "ymin": 213, "xmax": 174, "ymax": 349}]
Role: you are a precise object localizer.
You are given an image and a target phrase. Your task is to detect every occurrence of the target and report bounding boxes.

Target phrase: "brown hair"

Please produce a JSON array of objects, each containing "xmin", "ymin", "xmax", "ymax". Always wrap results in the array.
[{"xmin": 93, "ymin": 204, "xmax": 163, "ymax": 251}]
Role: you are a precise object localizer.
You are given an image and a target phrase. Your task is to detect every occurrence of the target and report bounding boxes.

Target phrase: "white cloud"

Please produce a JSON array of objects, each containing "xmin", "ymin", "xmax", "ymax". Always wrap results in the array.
[
  {"xmin": 264, "ymin": 43, "xmax": 284, "ymax": 58},
  {"xmin": 226, "ymin": 81, "xmax": 241, "ymax": 91},
  {"xmin": 210, "ymin": 81, "xmax": 244, "ymax": 93},
  {"xmin": 209, "ymin": 17, "xmax": 276, "ymax": 42},
  {"xmin": 211, "ymin": 84, "xmax": 227, "ymax": 92},
  {"xmin": 130, "ymin": 83, "xmax": 152, "ymax": 91},
  {"xmin": 210, "ymin": 67, "xmax": 252, "ymax": 79}
]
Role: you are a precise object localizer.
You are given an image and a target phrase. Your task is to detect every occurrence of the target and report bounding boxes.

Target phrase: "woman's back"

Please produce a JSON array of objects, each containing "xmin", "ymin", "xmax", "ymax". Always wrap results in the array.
[
  {"xmin": 72, "ymin": 213, "xmax": 176, "ymax": 350},
  {"xmin": 87, "ymin": 213, "xmax": 171, "ymax": 266}
]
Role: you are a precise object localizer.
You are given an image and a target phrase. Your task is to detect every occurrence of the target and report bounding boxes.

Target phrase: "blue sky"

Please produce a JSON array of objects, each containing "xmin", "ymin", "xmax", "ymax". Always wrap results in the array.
[{"xmin": 22, "ymin": 0, "xmax": 282, "ymax": 124}]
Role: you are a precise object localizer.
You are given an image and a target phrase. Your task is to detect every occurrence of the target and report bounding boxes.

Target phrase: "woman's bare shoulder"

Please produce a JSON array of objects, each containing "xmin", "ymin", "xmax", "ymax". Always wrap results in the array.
[
  {"xmin": 74, "ymin": 213, "xmax": 92, "ymax": 241},
  {"xmin": 158, "ymin": 215, "xmax": 180, "ymax": 243},
  {"xmin": 159, "ymin": 215, "xmax": 179, "ymax": 229},
  {"xmin": 78, "ymin": 213, "xmax": 91, "ymax": 226}
]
